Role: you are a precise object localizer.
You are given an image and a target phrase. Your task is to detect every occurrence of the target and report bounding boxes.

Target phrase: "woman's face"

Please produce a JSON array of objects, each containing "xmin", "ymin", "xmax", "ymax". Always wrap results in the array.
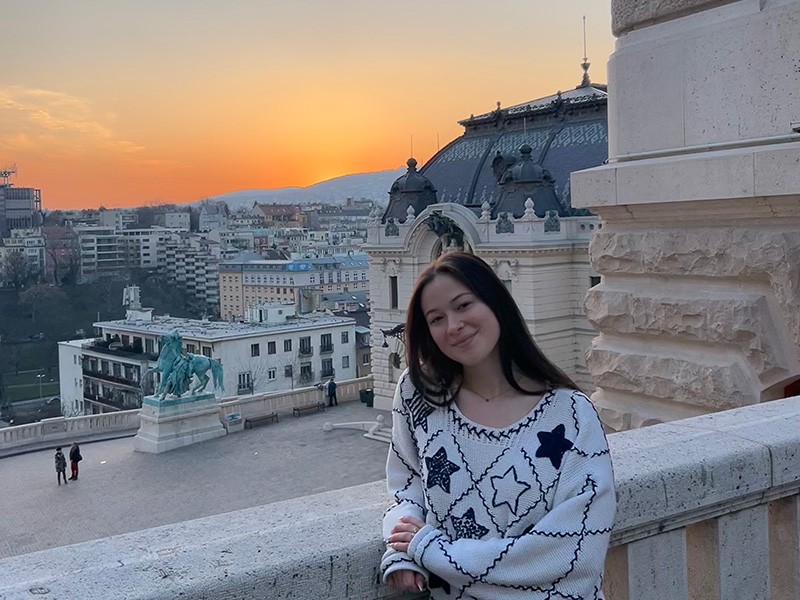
[{"xmin": 420, "ymin": 273, "xmax": 501, "ymax": 368}]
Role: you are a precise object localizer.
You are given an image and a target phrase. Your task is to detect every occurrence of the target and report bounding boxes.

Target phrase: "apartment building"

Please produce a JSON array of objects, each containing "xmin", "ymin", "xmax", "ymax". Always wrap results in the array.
[
  {"xmin": 57, "ymin": 301, "xmax": 357, "ymax": 415},
  {"xmin": 218, "ymin": 252, "xmax": 370, "ymax": 320}
]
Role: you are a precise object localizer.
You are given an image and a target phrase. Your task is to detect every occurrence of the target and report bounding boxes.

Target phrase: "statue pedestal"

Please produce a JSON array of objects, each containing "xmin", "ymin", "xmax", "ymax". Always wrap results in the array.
[{"xmin": 134, "ymin": 392, "xmax": 226, "ymax": 454}]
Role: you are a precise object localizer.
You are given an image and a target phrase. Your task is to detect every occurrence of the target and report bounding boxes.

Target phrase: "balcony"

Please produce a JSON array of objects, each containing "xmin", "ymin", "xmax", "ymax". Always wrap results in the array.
[
  {"xmin": 298, "ymin": 346, "xmax": 313, "ymax": 358},
  {"xmin": 298, "ymin": 371, "xmax": 315, "ymax": 384},
  {"xmin": 319, "ymin": 343, "xmax": 334, "ymax": 355},
  {"xmin": 82, "ymin": 368, "xmax": 141, "ymax": 390}
]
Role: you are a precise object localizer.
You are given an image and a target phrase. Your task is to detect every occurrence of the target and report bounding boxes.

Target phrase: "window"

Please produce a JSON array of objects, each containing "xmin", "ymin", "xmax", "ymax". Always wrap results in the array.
[
  {"xmin": 268, "ymin": 368, "xmax": 276, "ymax": 381},
  {"xmin": 186, "ymin": 343, "xmax": 196, "ymax": 354},
  {"xmin": 341, "ymin": 331, "xmax": 349, "ymax": 344},
  {"xmin": 284, "ymin": 365, "xmax": 293, "ymax": 378},
  {"xmin": 590, "ymin": 276, "xmax": 601, "ymax": 288},
  {"xmin": 284, "ymin": 339, "xmax": 292, "ymax": 352},
  {"xmin": 362, "ymin": 353, "xmax": 370, "ymax": 365},
  {"xmin": 202, "ymin": 346, "xmax": 212, "ymax": 358},
  {"xmin": 268, "ymin": 341, "xmax": 276, "ymax": 354},
  {"xmin": 342, "ymin": 355, "xmax": 349, "ymax": 369},
  {"xmin": 300, "ymin": 363, "xmax": 313, "ymax": 382},
  {"xmin": 145, "ymin": 338, "xmax": 154, "ymax": 354},
  {"xmin": 320, "ymin": 333, "xmax": 333, "ymax": 353},
  {"xmin": 299, "ymin": 336, "xmax": 312, "ymax": 356},
  {"xmin": 321, "ymin": 358, "xmax": 334, "ymax": 377},
  {"xmin": 502, "ymin": 279, "xmax": 512, "ymax": 293},
  {"xmin": 238, "ymin": 371, "xmax": 252, "ymax": 392},
  {"xmin": 113, "ymin": 363, "xmax": 121, "ymax": 377},
  {"xmin": 390, "ymin": 276, "xmax": 398, "ymax": 309}
]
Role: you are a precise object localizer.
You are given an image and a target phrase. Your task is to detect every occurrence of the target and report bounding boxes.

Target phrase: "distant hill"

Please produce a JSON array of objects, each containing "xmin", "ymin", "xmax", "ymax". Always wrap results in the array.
[{"xmin": 204, "ymin": 168, "xmax": 404, "ymax": 211}]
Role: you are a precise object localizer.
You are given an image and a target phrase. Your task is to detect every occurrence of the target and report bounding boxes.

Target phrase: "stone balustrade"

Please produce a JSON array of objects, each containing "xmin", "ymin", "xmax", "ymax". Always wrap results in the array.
[
  {"xmin": 2, "ymin": 395, "xmax": 798, "ymax": 599},
  {"xmin": 0, "ymin": 377, "xmax": 374, "ymax": 456}
]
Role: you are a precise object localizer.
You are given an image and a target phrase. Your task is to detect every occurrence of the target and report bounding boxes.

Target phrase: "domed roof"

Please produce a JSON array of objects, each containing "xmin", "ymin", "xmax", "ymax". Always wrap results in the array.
[
  {"xmin": 390, "ymin": 158, "xmax": 436, "ymax": 194},
  {"xmin": 382, "ymin": 158, "xmax": 438, "ymax": 223},
  {"xmin": 419, "ymin": 85, "xmax": 608, "ymax": 213}
]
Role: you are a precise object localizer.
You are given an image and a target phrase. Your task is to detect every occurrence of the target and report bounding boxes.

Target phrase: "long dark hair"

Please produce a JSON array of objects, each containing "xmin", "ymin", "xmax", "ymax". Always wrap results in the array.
[{"xmin": 405, "ymin": 252, "xmax": 578, "ymax": 405}]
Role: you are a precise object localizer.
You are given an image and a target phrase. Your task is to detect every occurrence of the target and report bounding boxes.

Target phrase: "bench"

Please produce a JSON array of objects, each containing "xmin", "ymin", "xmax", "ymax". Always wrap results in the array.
[
  {"xmin": 244, "ymin": 412, "xmax": 280, "ymax": 429},
  {"xmin": 292, "ymin": 402, "xmax": 326, "ymax": 417}
]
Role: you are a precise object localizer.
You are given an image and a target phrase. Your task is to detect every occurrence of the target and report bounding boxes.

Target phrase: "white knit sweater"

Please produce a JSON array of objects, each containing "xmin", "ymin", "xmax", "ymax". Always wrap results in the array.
[{"xmin": 381, "ymin": 371, "xmax": 616, "ymax": 599}]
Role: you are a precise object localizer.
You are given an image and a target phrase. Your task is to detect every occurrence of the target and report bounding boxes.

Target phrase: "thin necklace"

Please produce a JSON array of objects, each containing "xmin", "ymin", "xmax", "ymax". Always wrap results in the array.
[{"xmin": 463, "ymin": 384, "xmax": 514, "ymax": 402}]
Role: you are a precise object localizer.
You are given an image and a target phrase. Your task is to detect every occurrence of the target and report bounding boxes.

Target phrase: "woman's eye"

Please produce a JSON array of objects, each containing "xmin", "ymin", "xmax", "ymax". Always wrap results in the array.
[
  {"xmin": 458, "ymin": 302, "xmax": 471, "ymax": 310},
  {"xmin": 429, "ymin": 316, "xmax": 442, "ymax": 325}
]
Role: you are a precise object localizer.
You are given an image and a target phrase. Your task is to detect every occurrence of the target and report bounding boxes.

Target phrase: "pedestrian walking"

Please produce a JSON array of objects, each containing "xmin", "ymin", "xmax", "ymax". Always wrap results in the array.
[
  {"xmin": 326, "ymin": 378, "xmax": 338, "ymax": 407},
  {"xmin": 54, "ymin": 447, "xmax": 68, "ymax": 486},
  {"xmin": 69, "ymin": 442, "xmax": 82, "ymax": 480}
]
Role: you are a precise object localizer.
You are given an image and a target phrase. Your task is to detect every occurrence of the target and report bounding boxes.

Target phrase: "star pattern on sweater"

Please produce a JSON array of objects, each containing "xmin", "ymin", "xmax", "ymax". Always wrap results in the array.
[
  {"xmin": 536, "ymin": 423, "xmax": 574, "ymax": 469},
  {"xmin": 451, "ymin": 507, "xmax": 489, "ymax": 540},
  {"xmin": 425, "ymin": 446, "xmax": 460, "ymax": 493},
  {"xmin": 408, "ymin": 391, "xmax": 434, "ymax": 433},
  {"xmin": 490, "ymin": 466, "xmax": 531, "ymax": 515}
]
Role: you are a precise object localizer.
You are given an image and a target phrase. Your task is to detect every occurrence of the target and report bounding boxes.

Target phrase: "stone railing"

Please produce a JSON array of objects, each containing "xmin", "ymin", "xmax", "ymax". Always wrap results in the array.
[
  {"xmin": 0, "ymin": 410, "xmax": 141, "ymax": 454},
  {"xmin": 217, "ymin": 376, "xmax": 372, "ymax": 421},
  {"xmin": 2, "ymin": 396, "xmax": 798, "ymax": 599},
  {"xmin": 0, "ymin": 378, "xmax": 374, "ymax": 456}
]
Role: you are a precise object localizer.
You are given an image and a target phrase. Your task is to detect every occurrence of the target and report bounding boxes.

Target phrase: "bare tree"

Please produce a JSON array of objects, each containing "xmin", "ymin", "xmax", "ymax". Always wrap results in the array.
[
  {"xmin": 19, "ymin": 284, "xmax": 68, "ymax": 323},
  {"xmin": 1, "ymin": 251, "xmax": 34, "ymax": 289}
]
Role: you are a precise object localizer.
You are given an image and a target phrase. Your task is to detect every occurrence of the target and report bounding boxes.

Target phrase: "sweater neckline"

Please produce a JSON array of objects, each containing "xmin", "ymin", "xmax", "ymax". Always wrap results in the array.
[{"xmin": 448, "ymin": 389, "xmax": 556, "ymax": 436}]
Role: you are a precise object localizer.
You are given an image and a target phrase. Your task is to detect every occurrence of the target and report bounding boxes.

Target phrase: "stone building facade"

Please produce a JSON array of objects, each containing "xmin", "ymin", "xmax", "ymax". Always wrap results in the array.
[{"xmin": 572, "ymin": 0, "xmax": 800, "ymax": 430}]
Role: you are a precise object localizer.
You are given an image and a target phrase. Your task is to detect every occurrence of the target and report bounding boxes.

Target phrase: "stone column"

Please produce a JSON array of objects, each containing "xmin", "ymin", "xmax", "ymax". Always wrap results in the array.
[{"xmin": 572, "ymin": 0, "xmax": 800, "ymax": 430}]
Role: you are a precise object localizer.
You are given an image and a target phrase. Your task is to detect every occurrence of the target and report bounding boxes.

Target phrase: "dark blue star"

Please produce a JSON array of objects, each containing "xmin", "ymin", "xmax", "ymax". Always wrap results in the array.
[
  {"xmin": 425, "ymin": 446, "xmax": 460, "ymax": 493},
  {"xmin": 536, "ymin": 424, "xmax": 573, "ymax": 469},
  {"xmin": 451, "ymin": 507, "xmax": 489, "ymax": 540},
  {"xmin": 408, "ymin": 391, "xmax": 434, "ymax": 433}
]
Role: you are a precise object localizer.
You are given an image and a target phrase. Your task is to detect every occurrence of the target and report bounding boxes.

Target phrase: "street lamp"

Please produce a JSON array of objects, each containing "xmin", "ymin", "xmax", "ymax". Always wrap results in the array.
[{"xmin": 36, "ymin": 373, "xmax": 45, "ymax": 400}]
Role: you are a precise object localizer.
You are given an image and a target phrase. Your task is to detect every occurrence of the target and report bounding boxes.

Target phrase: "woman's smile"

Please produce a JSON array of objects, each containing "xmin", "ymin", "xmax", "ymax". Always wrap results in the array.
[{"xmin": 420, "ymin": 274, "xmax": 500, "ymax": 367}]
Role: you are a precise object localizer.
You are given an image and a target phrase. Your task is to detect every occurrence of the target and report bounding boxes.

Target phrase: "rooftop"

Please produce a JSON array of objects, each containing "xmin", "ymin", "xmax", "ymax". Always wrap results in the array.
[{"xmin": 94, "ymin": 312, "xmax": 356, "ymax": 341}]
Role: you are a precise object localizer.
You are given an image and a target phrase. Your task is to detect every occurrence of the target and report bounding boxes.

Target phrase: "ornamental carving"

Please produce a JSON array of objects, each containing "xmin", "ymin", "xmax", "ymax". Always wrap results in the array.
[{"xmin": 425, "ymin": 212, "xmax": 464, "ymax": 249}]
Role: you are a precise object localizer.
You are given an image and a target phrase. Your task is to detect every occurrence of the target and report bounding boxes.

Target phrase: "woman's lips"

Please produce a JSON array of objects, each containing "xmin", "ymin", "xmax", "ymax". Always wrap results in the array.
[{"xmin": 451, "ymin": 333, "xmax": 475, "ymax": 348}]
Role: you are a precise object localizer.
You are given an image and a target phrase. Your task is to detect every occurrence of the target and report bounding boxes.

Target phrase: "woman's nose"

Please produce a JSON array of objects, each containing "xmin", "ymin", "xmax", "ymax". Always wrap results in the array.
[{"xmin": 447, "ymin": 316, "xmax": 463, "ymax": 334}]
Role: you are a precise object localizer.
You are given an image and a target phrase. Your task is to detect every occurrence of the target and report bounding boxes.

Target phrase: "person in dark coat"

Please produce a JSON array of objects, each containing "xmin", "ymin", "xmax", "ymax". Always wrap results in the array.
[
  {"xmin": 55, "ymin": 447, "xmax": 68, "ymax": 486},
  {"xmin": 327, "ymin": 378, "xmax": 338, "ymax": 407},
  {"xmin": 69, "ymin": 442, "xmax": 82, "ymax": 480}
]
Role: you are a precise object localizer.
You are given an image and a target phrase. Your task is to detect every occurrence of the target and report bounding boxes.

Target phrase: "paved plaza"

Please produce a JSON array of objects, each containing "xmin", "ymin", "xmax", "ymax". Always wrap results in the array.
[{"xmin": 0, "ymin": 402, "xmax": 392, "ymax": 559}]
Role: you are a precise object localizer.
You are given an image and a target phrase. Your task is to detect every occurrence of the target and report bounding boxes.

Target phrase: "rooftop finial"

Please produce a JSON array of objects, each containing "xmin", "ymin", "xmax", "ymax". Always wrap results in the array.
[{"xmin": 580, "ymin": 15, "xmax": 591, "ymax": 87}]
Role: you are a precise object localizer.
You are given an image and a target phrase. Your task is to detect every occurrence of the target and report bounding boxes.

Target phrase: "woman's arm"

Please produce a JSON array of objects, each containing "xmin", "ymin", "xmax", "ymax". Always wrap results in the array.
[{"xmin": 380, "ymin": 372, "xmax": 430, "ymax": 583}]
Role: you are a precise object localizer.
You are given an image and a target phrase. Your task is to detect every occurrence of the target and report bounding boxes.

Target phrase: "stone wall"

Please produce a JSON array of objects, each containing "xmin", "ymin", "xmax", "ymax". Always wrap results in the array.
[
  {"xmin": 572, "ymin": 0, "xmax": 800, "ymax": 430},
  {"xmin": 3, "ymin": 396, "xmax": 800, "ymax": 599}
]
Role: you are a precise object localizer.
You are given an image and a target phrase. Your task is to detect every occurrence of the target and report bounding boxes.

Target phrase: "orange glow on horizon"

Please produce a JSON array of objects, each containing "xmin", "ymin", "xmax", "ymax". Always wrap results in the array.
[{"xmin": 1, "ymin": 1, "xmax": 614, "ymax": 210}]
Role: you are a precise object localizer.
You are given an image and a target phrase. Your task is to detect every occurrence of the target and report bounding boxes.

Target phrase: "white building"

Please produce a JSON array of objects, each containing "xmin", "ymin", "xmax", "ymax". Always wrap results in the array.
[
  {"xmin": 219, "ymin": 252, "xmax": 370, "ymax": 320},
  {"xmin": 162, "ymin": 211, "xmax": 190, "ymax": 230},
  {"xmin": 57, "ymin": 299, "xmax": 358, "ymax": 415},
  {"xmin": 99, "ymin": 209, "xmax": 138, "ymax": 230},
  {"xmin": 0, "ymin": 227, "xmax": 46, "ymax": 278},
  {"xmin": 163, "ymin": 231, "xmax": 221, "ymax": 313},
  {"xmin": 73, "ymin": 224, "xmax": 126, "ymax": 281}
]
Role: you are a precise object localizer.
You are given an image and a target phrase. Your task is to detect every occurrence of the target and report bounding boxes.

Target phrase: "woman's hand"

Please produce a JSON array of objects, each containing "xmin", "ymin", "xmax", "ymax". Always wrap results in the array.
[
  {"xmin": 388, "ymin": 515, "xmax": 426, "ymax": 553},
  {"xmin": 387, "ymin": 569, "xmax": 427, "ymax": 592}
]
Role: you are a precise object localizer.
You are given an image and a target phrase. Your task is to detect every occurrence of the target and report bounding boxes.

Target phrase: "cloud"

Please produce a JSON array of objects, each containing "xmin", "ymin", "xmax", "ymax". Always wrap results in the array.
[{"xmin": 0, "ymin": 85, "xmax": 145, "ymax": 156}]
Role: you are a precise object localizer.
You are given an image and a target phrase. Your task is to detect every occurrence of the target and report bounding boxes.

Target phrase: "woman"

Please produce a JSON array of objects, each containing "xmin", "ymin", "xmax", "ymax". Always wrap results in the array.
[
  {"xmin": 381, "ymin": 252, "xmax": 616, "ymax": 599},
  {"xmin": 68, "ymin": 442, "xmax": 82, "ymax": 480}
]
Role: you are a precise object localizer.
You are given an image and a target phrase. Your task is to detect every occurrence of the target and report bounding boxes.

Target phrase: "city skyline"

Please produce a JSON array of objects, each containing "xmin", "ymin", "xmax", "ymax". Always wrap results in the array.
[{"xmin": 1, "ymin": 1, "xmax": 614, "ymax": 210}]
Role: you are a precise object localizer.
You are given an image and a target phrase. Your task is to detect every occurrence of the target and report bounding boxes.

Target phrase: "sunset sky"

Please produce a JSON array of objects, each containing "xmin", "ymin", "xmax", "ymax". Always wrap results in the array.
[{"xmin": 2, "ymin": 1, "xmax": 614, "ymax": 210}]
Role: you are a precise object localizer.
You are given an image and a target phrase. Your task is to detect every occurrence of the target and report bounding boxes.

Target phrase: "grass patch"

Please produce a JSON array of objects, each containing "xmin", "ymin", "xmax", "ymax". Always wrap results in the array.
[{"xmin": 5, "ymin": 382, "xmax": 60, "ymax": 403}]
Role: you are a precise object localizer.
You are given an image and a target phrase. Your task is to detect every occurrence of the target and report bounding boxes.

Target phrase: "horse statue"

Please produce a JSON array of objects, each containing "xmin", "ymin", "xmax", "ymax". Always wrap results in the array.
[{"xmin": 143, "ymin": 331, "xmax": 224, "ymax": 400}]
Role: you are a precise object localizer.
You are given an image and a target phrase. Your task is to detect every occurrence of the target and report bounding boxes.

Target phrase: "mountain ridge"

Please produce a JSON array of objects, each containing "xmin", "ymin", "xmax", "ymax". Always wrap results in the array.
[{"xmin": 204, "ymin": 167, "xmax": 404, "ymax": 210}]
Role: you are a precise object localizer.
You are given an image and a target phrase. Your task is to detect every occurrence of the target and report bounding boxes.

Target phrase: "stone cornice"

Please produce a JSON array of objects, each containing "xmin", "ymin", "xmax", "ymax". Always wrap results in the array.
[{"xmin": 612, "ymin": 0, "xmax": 740, "ymax": 36}]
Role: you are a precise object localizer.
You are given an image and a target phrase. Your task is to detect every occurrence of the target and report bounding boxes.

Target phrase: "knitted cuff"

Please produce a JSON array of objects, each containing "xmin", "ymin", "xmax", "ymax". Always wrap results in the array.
[{"xmin": 408, "ymin": 524, "xmax": 440, "ymax": 565}]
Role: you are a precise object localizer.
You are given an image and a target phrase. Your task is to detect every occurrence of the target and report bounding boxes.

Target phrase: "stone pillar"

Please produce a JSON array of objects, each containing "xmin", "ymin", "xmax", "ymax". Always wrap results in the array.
[{"xmin": 572, "ymin": 0, "xmax": 800, "ymax": 430}]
